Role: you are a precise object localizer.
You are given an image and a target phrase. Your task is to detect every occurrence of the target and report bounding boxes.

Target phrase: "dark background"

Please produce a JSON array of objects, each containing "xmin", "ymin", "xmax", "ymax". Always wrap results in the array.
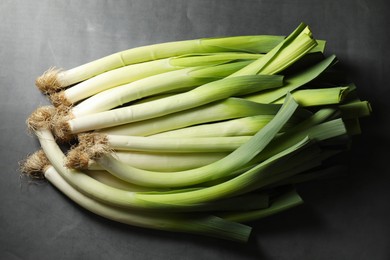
[{"xmin": 1, "ymin": 0, "xmax": 389, "ymax": 259}]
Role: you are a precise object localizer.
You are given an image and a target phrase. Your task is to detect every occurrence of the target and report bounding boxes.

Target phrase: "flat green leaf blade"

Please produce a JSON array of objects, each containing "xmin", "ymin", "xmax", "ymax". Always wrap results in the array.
[{"xmin": 244, "ymin": 54, "xmax": 338, "ymax": 103}]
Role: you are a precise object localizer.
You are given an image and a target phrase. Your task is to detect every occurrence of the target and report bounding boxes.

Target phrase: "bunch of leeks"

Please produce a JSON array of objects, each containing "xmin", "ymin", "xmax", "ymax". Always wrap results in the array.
[{"xmin": 21, "ymin": 23, "xmax": 371, "ymax": 243}]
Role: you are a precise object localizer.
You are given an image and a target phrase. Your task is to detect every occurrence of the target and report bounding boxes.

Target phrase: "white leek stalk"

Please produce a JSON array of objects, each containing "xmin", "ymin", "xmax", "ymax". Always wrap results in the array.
[
  {"xmin": 111, "ymin": 151, "xmax": 228, "ymax": 172},
  {"xmin": 77, "ymin": 151, "xmax": 228, "ymax": 172},
  {"xmin": 93, "ymin": 134, "xmax": 252, "ymax": 153}
]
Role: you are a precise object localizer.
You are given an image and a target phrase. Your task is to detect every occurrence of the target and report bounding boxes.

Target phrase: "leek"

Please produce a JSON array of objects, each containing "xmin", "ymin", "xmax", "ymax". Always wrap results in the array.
[
  {"xmin": 79, "ymin": 133, "xmax": 252, "ymax": 153},
  {"xmin": 21, "ymin": 150, "xmax": 252, "ymax": 242},
  {"xmin": 101, "ymin": 97, "xmax": 308, "ymax": 137},
  {"xmin": 83, "ymin": 151, "xmax": 228, "ymax": 172},
  {"xmin": 36, "ymin": 35, "xmax": 285, "ymax": 94}
]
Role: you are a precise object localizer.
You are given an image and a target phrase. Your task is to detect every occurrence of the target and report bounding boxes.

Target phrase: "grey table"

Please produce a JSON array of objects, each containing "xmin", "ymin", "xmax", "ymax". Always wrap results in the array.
[{"xmin": 1, "ymin": 1, "xmax": 389, "ymax": 259}]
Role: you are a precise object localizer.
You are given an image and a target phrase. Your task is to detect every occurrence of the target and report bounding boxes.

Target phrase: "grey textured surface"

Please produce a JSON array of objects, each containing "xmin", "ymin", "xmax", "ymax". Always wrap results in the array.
[{"xmin": 1, "ymin": 0, "xmax": 389, "ymax": 259}]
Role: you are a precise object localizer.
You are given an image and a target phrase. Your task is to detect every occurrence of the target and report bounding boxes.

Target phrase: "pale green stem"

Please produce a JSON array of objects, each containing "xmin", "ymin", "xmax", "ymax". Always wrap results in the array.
[{"xmin": 107, "ymin": 135, "xmax": 252, "ymax": 153}]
